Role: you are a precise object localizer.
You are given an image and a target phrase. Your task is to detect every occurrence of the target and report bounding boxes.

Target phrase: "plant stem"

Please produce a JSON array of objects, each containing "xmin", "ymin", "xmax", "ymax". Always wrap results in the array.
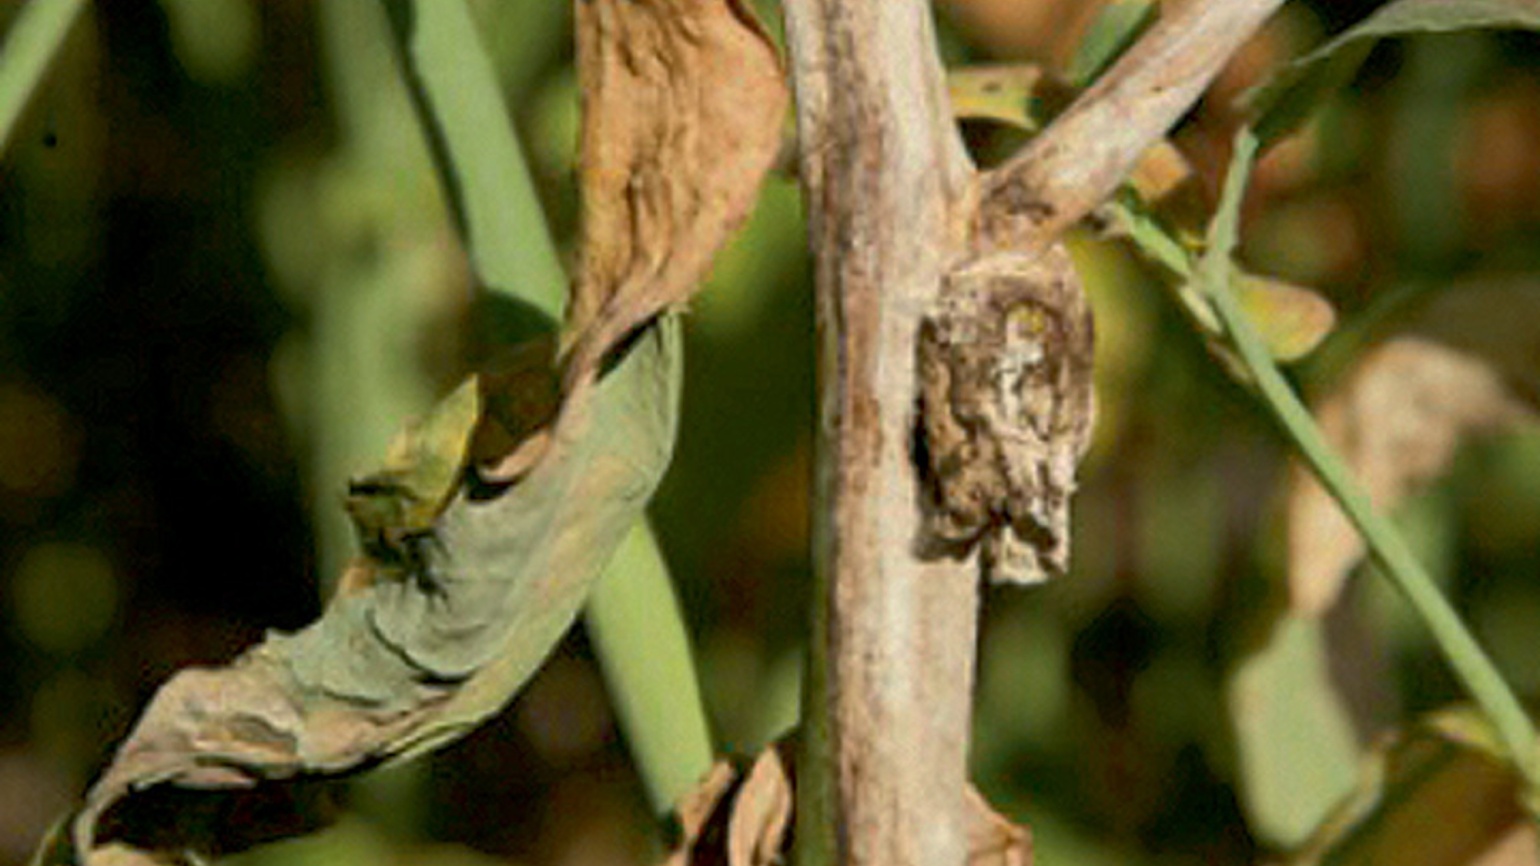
[
  {"xmin": 981, "ymin": 0, "xmax": 1286, "ymax": 250},
  {"xmin": 1202, "ymin": 128, "xmax": 1540, "ymax": 791},
  {"xmin": 586, "ymin": 525, "xmax": 715, "ymax": 813},
  {"xmin": 0, "ymin": 0, "xmax": 88, "ymax": 154},
  {"xmin": 781, "ymin": 2, "xmax": 979, "ymax": 864},
  {"xmin": 389, "ymin": 0, "xmax": 565, "ymax": 317}
]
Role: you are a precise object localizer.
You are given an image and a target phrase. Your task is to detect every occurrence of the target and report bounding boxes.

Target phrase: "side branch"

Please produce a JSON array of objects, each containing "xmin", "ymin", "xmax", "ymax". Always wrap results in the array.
[{"xmin": 979, "ymin": 0, "xmax": 1286, "ymax": 248}]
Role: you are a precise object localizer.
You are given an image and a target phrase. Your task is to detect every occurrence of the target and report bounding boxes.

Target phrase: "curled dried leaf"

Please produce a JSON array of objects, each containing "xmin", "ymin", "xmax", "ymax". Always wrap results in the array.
[
  {"xmin": 563, "ymin": 0, "xmax": 788, "ymax": 392},
  {"xmin": 45, "ymin": 323, "xmax": 682, "ymax": 866},
  {"xmin": 659, "ymin": 744, "xmax": 794, "ymax": 866}
]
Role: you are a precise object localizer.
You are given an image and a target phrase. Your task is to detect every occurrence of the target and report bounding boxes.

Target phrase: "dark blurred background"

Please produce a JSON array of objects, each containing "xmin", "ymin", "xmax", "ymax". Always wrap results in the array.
[{"xmin": 4, "ymin": 1, "xmax": 1540, "ymax": 864}]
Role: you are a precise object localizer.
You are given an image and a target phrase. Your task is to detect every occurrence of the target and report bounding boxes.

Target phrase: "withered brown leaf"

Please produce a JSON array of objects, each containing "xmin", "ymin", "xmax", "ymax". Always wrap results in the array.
[
  {"xmin": 917, "ymin": 245, "xmax": 1095, "ymax": 584},
  {"xmin": 1288, "ymin": 278, "xmax": 1540, "ymax": 615},
  {"xmin": 1289, "ymin": 336, "xmax": 1536, "ymax": 615},
  {"xmin": 563, "ymin": 0, "xmax": 788, "ymax": 391},
  {"xmin": 658, "ymin": 739, "xmax": 1033, "ymax": 866}
]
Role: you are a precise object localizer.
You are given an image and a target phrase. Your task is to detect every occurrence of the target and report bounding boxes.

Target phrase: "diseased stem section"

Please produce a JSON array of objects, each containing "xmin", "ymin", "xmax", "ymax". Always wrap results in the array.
[
  {"xmin": 781, "ymin": 2, "xmax": 977, "ymax": 865},
  {"xmin": 782, "ymin": 1, "xmax": 1293, "ymax": 863}
]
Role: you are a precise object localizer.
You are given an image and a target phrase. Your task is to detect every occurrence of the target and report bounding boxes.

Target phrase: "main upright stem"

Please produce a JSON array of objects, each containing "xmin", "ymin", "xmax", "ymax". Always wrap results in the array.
[
  {"xmin": 781, "ymin": 1, "xmax": 1289, "ymax": 862},
  {"xmin": 780, "ymin": 2, "xmax": 978, "ymax": 865}
]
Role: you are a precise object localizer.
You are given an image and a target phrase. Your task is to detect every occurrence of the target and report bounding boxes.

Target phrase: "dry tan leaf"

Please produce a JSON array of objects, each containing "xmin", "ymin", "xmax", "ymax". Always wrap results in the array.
[
  {"xmin": 657, "ymin": 743, "xmax": 794, "ymax": 866},
  {"xmin": 666, "ymin": 760, "xmax": 737, "ymax": 864},
  {"xmin": 658, "ymin": 739, "xmax": 1032, "ymax": 866},
  {"xmin": 1288, "ymin": 336, "xmax": 1537, "ymax": 615},
  {"xmin": 727, "ymin": 744, "xmax": 795, "ymax": 866},
  {"xmin": 1469, "ymin": 825, "xmax": 1540, "ymax": 866},
  {"xmin": 965, "ymin": 786, "xmax": 1034, "ymax": 866},
  {"xmin": 563, "ymin": 0, "xmax": 788, "ymax": 392}
]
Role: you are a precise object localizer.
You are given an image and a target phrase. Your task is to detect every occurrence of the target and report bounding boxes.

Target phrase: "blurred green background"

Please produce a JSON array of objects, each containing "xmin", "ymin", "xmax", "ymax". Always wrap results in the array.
[{"xmin": 4, "ymin": 1, "xmax": 1540, "ymax": 864}]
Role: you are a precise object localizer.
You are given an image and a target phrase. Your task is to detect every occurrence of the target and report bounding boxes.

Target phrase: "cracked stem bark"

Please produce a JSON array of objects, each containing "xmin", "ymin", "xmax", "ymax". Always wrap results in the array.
[{"xmin": 781, "ymin": 2, "xmax": 977, "ymax": 866}]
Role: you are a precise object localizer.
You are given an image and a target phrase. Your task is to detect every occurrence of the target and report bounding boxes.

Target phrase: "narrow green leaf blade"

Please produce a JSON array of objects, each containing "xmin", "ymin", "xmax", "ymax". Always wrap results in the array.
[
  {"xmin": 1245, "ymin": 0, "xmax": 1540, "ymax": 144},
  {"xmin": 587, "ymin": 525, "xmax": 716, "ymax": 812}
]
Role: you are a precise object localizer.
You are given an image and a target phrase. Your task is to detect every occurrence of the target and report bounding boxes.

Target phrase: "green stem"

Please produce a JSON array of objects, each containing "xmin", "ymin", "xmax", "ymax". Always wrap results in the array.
[
  {"xmin": 0, "ymin": 0, "xmax": 88, "ymax": 154},
  {"xmin": 389, "ymin": 0, "xmax": 565, "ymax": 316},
  {"xmin": 392, "ymin": 0, "xmax": 715, "ymax": 812},
  {"xmin": 586, "ymin": 525, "xmax": 716, "ymax": 812},
  {"xmin": 1201, "ymin": 127, "xmax": 1540, "ymax": 791}
]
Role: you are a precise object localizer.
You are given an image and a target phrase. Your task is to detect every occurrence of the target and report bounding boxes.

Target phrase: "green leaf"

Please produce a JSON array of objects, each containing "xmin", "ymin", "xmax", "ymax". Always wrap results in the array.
[
  {"xmin": 586, "ymin": 526, "xmax": 716, "ymax": 813},
  {"xmin": 1245, "ymin": 0, "xmax": 1540, "ymax": 144},
  {"xmin": 1286, "ymin": 707, "xmax": 1534, "ymax": 866},
  {"xmin": 1227, "ymin": 614, "xmax": 1362, "ymax": 846},
  {"xmin": 1064, "ymin": 0, "xmax": 1156, "ymax": 88}
]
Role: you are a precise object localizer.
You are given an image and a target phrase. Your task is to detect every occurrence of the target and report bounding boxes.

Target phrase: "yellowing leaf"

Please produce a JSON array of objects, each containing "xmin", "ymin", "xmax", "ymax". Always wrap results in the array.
[
  {"xmin": 947, "ymin": 64, "xmax": 1056, "ymax": 132},
  {"xmin": 346, "ymin": 375, "xmax": 482, "ymax": 560},
  {"xmin": 1234, "ymin": 272, "xmax": 1337, "ymax": 362}
]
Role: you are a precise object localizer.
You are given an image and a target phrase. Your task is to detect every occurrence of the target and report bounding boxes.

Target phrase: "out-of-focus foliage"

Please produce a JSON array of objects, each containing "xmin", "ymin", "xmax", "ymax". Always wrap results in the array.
[{"xmin": 5, "ymin": 1, "xmax": 1540, "ymax": 866}]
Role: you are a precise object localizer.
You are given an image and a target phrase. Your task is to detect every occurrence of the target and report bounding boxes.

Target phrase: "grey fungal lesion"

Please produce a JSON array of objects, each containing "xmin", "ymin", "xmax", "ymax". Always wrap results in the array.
[{"xmin": 914, "ymin": 244, "xmax": 1095, "ymax": 584}]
